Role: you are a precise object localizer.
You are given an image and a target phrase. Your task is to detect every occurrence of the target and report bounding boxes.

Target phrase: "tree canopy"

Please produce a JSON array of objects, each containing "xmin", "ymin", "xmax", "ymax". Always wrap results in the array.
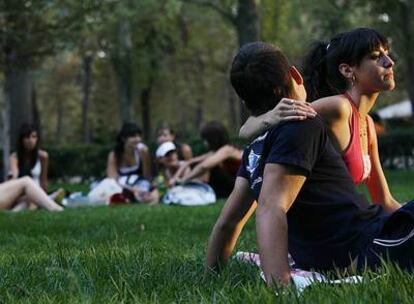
[{"xmin": 1, "ymin": 0, "xmax": 412, "ymax": 150}]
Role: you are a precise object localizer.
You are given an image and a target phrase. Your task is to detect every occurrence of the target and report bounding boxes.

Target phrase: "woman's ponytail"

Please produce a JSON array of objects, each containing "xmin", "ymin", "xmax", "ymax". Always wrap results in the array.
[{"xmin": 301, "ymin": 41, "xmax": 336, "ymax": 102}]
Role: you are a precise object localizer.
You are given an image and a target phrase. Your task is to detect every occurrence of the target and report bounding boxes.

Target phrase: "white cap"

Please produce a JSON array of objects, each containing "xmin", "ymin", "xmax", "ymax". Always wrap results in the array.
[{"xmin": 156, "ymin": 141, "xmax": 176, "ymax": 158}]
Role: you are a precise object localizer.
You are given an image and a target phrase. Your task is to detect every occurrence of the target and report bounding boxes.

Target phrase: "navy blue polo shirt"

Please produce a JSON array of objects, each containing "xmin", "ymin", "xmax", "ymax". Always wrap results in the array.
[{"xmin": 238, "ymin": 116, "xmax": 386, "ymax": 270}]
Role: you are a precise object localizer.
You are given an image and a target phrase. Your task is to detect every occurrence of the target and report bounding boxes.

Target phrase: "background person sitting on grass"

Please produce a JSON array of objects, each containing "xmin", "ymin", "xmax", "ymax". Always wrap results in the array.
[
  {"xmin": 106, "ymin": 122, "xmax": 158, "ymax": 204},
  {"xmin": 206, "ymin": 41, "xmax": 414, "ymax": 287},
  {"xmin": 9, "ymin": 123, "xmax": 49, "ymax": 191},
  {"xmin": 156, "ymin": 125, "xmax": 193, "ymax": 161},
  {"xmin": 155, "ymin": 141, "xmax": 190, "ymax": 188},
  {"xmin": 178, "ymin": 121, "xmax": 242, "ymax": 198},
  {"xmin": 8, "ymin": 123, "xmax": 64, "ymax": 209}
]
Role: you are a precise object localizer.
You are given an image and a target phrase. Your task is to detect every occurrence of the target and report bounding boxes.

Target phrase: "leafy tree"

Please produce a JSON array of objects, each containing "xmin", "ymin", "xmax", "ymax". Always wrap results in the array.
[
  {"xmin": 96, "ymin": 0, "xmax": 183, "ymax": 140},
  {"xmin": 0, "ymin": 0, "xmax": 98, "ymax": 178},
  {"xmin": 183, "ymin": 0, "xmax": 260, "ymax": 124}
]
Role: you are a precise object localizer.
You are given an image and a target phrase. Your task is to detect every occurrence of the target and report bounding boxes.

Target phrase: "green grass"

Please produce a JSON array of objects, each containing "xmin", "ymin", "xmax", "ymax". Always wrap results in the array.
[{"xmin": 0, "ymin": 170, "xmax": 413, "ymax": 303}]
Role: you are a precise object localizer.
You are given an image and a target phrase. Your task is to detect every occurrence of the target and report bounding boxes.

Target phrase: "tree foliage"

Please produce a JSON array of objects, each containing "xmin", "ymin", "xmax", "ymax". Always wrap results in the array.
[{"xmin": 1, "ymin": 0, "xmax": 412, "ymax": 152}]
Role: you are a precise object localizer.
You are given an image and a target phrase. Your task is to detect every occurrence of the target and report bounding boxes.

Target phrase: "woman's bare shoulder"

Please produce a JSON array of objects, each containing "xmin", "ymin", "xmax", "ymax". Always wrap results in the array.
[
  {"xmin": 219, "ymin": 145, "xmax": 242, "ymax": 159},
  {"xmin": 311, "ymin": 95, "xmax": 351, "ymax": 122},
  {"xmin": 39, "ymin": 150, "xmax": 49, "ymax": 159}
]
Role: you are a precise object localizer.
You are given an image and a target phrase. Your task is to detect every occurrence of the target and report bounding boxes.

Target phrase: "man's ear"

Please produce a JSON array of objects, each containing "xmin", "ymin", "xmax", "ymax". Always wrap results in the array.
[
  {"xmin": 338, "ymin": 63, "xmax": 353, "ymax": 79},
  {"xmin": 289, "ymin": 66, "xmax": 303, "ymax": 85}
]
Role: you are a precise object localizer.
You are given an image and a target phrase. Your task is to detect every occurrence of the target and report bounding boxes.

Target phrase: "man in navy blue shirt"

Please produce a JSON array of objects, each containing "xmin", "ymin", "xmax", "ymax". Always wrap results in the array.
[{"xmin": 206, "ymin": 42, "xmax": 414, "ymax": 286}]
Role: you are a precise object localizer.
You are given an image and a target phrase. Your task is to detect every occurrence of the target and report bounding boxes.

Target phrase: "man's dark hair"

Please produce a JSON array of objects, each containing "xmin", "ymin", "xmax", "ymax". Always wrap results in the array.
[{"xmin": 230, "ymin": 42, "xmax": 292, "ymax": 116}]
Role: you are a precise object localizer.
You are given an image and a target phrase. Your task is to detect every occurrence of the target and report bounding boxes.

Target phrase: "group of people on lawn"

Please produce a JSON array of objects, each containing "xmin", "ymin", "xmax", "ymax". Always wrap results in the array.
[
  {"xmin": 1, "ymin": 27, "xmax": 414, "ymax": 286},
  {"xmin": 0, "ymin": 119, "xmax": 243, "ymax": 209}
]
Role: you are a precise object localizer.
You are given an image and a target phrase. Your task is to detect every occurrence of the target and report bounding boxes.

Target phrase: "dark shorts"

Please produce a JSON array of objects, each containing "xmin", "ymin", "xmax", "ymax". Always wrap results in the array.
[{"xmin": 357, "ymin": 200, "xmax": 414, "ymax": 271}]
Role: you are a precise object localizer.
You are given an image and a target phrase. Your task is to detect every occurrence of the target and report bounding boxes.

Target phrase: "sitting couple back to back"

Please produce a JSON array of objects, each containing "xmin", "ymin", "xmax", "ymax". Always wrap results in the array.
[{"xmin": 206, "ymin": 29, "xmax": 414, "ymax": 287}]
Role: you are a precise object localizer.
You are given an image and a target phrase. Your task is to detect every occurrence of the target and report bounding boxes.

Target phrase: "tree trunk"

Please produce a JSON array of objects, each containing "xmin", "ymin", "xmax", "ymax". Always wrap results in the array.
[
  {"xmin": 235, "ymin": 0, "xmax": 260, "ymax": 125},
  {"xmin": 140, "ymin": 85, "xmax": 152, "ymax": 141},
  {"xmin": 82, "ymin": 55, "xmax": 93, "ymax": 143},
  {"xmin": 236, "ymin": 0, "xmax": 260, "ymax": 47},
  {"xmin": 2, "ymin": 67, "xmax": 11, "ymax": 180},
  {"xmin": 32, "ymin": 84, "xmax": 41, "ymax": 137},
  {"xmin": 8, "ymin": 65, "xmax": 33, "ymax": 149},
  {"xmin": 117, "ymin": 20, "xmax": 133, "ymax": 123},
  {"xmin": 55, "ymin": 95, "xmax": 64, "ymax": 144},
  {"xmin": 118, "ymin": 63, "xmax": 133, "ymax": 123},
  {"xmin": 194, "ymin": 96, "xmax": 204, "ymax": 129}
]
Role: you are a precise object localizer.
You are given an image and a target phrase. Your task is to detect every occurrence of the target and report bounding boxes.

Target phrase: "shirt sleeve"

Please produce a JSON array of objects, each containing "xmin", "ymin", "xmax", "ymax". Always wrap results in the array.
[{"xmin": 265, "ymin": 118, "xmax": 326, "ymax": 176}]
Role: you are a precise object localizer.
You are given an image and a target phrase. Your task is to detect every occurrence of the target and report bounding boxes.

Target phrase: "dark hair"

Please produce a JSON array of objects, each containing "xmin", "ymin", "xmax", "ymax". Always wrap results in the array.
[
  {"xmin": 114, "ymin": 122, "xmax": 142, "ymax": 167},
  {"xmin": 230, "ymin": 42, "xmax": 293, "ymax": 116},
  {"xmin": 157, "ymin": 124, "xmax": 176, "ymax": 136},
  {"xmin": 157, "ymin": 125, "xmax": 175, "ymax": 137},
  {"xmin": 302, "ymin": 28, "xmax": 390, "ymax": 102},
  {"xmin": 17, "ymin": 123, "xmax": 39, "ymax": 177},
  {"xmin": 200, "ymin": 121, "xmax": 229, "ymax": 151}
]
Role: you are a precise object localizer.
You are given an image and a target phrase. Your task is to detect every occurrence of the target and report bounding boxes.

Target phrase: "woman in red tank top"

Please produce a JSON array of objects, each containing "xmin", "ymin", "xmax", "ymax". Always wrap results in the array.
[{"xmin": 239, "ymin": 28, "xmax": 401, "ymax": 214}]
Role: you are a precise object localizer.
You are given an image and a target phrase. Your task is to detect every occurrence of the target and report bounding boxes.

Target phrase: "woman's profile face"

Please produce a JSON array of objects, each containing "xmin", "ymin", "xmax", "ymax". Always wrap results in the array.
[
  {"xmin": 23, "ymin": 132, "xmax": 38, "ymax": 151},
  {"xmin": 124, "ymin": 134, "xmax": 141, "ymax": 149},
  {"xmin": 354, "ymin": 46, "xmax": 395, "ymax": 94},
  {"xmin": 157, "ymin": 129, "xmax": 174, "ymax": 144}
]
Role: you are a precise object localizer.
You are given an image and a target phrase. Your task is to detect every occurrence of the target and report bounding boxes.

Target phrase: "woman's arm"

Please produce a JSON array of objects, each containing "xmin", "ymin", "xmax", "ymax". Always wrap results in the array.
[
  {"xmin": 168, "ymin": 162, "xmax": 191, "ymax": 187},
  {"xmin": 39, "ymin": 150, "xmax": 49, "ymax": 191},
  {"xmin": 106, "ymin": 152, "xmax": 119, "ymax": 179},
  {"xmin": 164, "ymin": 154, "xmax": 210, "ymax": 187},
  {"xmin": 180, "ymin": 146, "xmax": 234, "ymax": 183},
  {"xmin": 8, "ymin": 153, "xmax": 19, "ymax": 179},
  {"xmin": 180, "ymin": 143, "xmax": 193, "ymax": 160},
  {"xmin": 187, "ymin": 152, "xmax": 213, "ymax": 166},
  {"xmin": 171, "ymin": 151, "xmax": 213, "ymax": 179},
  {"xmin": 239, "ymin": 98, "xmax": 316, "ymax": 140},
  {"xmin": 364, "ymin": 116, "xmax": 400, "ymax": 213}
]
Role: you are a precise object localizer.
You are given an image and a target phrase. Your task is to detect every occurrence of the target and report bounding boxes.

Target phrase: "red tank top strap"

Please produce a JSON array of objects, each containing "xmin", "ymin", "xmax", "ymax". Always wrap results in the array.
[{"xmin": 342, "ymin": 93, "xmax": 365, "ymax": 185}]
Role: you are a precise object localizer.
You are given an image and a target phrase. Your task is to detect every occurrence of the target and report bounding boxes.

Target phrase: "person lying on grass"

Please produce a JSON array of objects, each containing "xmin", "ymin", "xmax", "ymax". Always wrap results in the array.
[
  {"xmin": 0, "ymin": 177, "xmax": 63, "ymax": 211},
  {"xmin": 206, "ymin": 41, "xmax": 414, "ymax": 287}
]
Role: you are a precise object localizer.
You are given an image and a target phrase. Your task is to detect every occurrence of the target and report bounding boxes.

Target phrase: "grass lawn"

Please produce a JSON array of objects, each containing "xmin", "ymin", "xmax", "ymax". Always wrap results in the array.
[{"xmin": 1, "ymin": 170, "xmax": 414, "ymax": 303}]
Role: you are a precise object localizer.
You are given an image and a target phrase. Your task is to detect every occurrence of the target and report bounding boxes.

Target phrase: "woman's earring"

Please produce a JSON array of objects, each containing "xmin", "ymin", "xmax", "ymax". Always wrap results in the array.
[{"xmin": 351, "ymin": 75, "xmax": 356, "ymax": 87}]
